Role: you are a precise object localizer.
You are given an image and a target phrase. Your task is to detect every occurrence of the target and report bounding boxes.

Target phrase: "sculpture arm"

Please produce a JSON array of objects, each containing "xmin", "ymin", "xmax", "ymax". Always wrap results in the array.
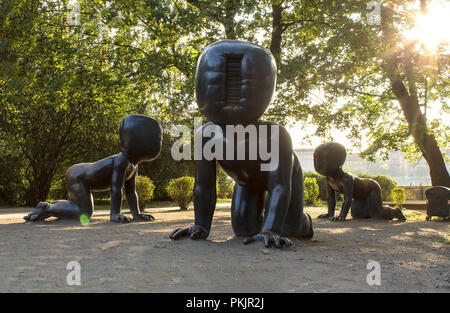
[
  {"xmin": 110, "ymin": 153, "xmax": 130, "ymax": 222},
  {"xmin": 244, "ymin": 149, "xmax": 293, "ymax": 248},
  {"xmin": 337, "ymin": 176, "xmax": 354, "ymax": 220},
  {"xmin": 170, "ymin": 158, "xmax": 217, "ymax": 240},
  {"xmin": 124, "ymin": 171, "xmax": 154, "ymax": 221},
  {"xmin": 193, "ymin": 158, "xmax": 217, "ymax": 234},
  {"xmin": 318, "ymin": 181, "xmax": 337, "ymax": 219}
]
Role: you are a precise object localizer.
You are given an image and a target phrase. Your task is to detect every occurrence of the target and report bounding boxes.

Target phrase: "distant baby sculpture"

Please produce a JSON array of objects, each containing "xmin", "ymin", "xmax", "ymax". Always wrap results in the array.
[
  {"xmin": 24, "ymin": 114, "xmax": 162, "ymax": 223},
  {"xmin": 170, "ymin": 40, "xmax": 313, "ymax": 248},
  {"xmin": 314, "ymin": 142, "xmax": 406, "ymax": 221}
]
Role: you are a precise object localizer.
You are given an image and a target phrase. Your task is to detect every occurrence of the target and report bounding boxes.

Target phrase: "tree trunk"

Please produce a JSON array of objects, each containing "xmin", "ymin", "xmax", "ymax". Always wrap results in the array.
[
  {"xmin": 270, "ymin": 3, "xmax": 284, "ymax": 67},
  {"xmin": 391, "ymin": 80, "xmax": 450, "ymax": 187},
  {"xmin": 27, "ymin": 175, "xmax": 52, "ymax": 206},
  {"xmin": 381, "ymin": 4, "xmax": 450, "ymax": 187}
]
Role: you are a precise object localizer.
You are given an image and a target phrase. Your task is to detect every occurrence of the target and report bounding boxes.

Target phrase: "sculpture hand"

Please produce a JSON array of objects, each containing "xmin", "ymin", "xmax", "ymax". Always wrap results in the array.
[
  {"xmin": 110, "ymin": 214, "xmax": 132, "ymax": 223},
  {"xmin": 330, "ymin": 215, "xmax": 346, "ymax": 221},
  {"xmin": 243, "ymin": 231, "xmax": 292, "ymax": 248},
  {"xmin": 318, "ymin": 213, "xmax": 334, "ymax": 219},
  {"xmin": 133, "ymin": 214, "xmax": 155, "ymax": 221},
  {"xmin": 169, "ymin": 225, "xmax": 209, "ymax": 240}
]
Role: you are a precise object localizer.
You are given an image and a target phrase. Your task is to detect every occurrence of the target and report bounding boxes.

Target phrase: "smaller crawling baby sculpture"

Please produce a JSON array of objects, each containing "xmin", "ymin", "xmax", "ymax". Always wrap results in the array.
[
  {"xmin": 24, "ymin": 114, "xmax": 162, "ymax": 223},
  {"xmin": 314, "ymin": 142, "xmax": 406, "ymax": 222}
]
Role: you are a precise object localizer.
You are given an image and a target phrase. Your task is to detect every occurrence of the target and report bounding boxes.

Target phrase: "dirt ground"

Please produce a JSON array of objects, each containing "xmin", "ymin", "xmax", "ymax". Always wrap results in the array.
[{"xmin": 0, "ymin": 205, "xmax": 448, "ymax": 293}]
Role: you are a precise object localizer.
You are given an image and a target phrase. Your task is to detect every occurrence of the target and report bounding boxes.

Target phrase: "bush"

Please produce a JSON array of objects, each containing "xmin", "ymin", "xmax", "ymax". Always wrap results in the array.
[
  {"xmin": 357, "ymin": 173, "xmax": 398, "ymax": 201},
  {"xmin": 391, "ymin": 187, "xmax": 406, "ymax": 208},
  {"xmin": 304, "ymin": 177, "xmax": 320, "ymax": 205},
  {"xmin": 135, "ymin": 175, "xmax": 155, "ymax": 210},
  {"xmin": 166, "ymin": 176, "xmax": 195, "ymax": 210},
  {"xmin": 217, "ymin": 166, "xmax": 233, "ymax": 199},
  {"xmin": 304, "ymin": 171, "xmax": 327, "ymax": 201}
]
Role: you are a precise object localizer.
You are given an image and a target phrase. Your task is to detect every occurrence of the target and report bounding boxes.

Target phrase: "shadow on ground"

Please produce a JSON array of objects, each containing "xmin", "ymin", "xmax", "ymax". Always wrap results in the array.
[{"xmin": 0, "ymin": 206, "xmax": 448, "ymax": 292}]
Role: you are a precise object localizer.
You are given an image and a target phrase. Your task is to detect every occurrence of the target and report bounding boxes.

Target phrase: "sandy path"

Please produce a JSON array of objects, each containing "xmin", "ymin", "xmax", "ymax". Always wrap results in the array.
[{"xmin": 0, "ymin": 206, "xmax": 448, "ymax": 292}]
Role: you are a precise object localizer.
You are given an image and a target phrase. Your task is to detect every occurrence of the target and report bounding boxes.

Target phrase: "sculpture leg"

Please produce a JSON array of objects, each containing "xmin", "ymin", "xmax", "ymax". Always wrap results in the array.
[
  {"xmin": 231, "ymin": 184, "xmax": 265, "ymax": 237},
  {"xmin": 350, "ymin": 198, "xmax": 370, "ymax": 219},
  {"xmin": 366, "ymin": 189, "xmax": 406, "ymax": 221},
  {"xmin": 281, "ymin": 155, "xmax": 313, "ymax": 238},
  {"xmin": 66, "ymin": 179, "xmax": 93, "ymax": 218}
]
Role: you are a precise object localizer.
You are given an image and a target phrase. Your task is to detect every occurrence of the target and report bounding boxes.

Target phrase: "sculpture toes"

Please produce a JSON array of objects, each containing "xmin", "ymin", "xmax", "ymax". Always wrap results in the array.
[
  {"xmin": 190, "ymin": 230, "xmax": 202, "ymax": 239},
  {"xmin": 280, "ymin": 237, "xmax": 292, "ymax": 247},
  {"xmin": 111, "ymin": 215, "xmax": 131, "ymax": 223},
  {"xmin": 169, "ymin": 228, "xmax": 189, "ymax": 239},
  {"xmin": 139, "ymin": 214, "xmax": 154, "ymax": 221},
  {"xmin": 271, "ymin": 235, "xmax": 281, "ymax": 248},
  {"xmin": 242, "ymin": 236, "xmax": 256, "ymax": 245}
]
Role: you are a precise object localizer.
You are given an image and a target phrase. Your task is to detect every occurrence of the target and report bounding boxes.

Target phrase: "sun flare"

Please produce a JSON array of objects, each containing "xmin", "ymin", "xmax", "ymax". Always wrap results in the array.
[{"xmin": 404, "ymin": 1, "xmax": 450, "ymax": 51}]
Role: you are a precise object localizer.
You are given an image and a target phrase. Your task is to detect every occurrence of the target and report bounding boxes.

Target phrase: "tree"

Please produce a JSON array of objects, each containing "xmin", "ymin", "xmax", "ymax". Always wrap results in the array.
[
  {"xmin": 250, "ymin": 1, "xmax": 449, "ymax": 187},
  {"xmin": 0, "ymin": 0, "xmax": 132, "ymax": 204}
]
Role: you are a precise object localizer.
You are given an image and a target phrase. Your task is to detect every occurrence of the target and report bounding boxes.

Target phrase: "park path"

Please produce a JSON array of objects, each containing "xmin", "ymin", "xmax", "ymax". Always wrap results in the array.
[{"xmin": 0, "ymin": 206, "xmax": 448, "ymax": 292}]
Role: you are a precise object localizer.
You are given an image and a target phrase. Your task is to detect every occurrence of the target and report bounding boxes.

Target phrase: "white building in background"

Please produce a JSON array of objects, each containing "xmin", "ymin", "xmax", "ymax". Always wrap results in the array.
[{"xmin": 295, "ymin": 148, "xmax": 449, "ymax": 186}]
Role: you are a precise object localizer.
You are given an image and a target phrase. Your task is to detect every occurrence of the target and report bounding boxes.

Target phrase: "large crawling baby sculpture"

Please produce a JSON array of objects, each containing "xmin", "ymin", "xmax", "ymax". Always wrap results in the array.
[
  {"xmin": 314, "ymin": 142, "xmax": 406, "ymax": 222},
  {"xmin": 170, "ymin": 40, "xmax": 314, "ymax": 248},
  {"xmin": 24, "ymin": 114, "xmax": 162, "ymax": 223}
]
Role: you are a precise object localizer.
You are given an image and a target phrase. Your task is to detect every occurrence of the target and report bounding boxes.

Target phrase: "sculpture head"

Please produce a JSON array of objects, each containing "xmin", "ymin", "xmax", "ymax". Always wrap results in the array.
[
  {"xmin": 313, "ymin": 142, "xmax": 347, "ymax": 176},
  {"xmin": 195, "ymin": 40, "xmax": 277, "ymax": 125},
  {"xmin": 119, "ymin": 114, "xmax": 162, "ymax": 164}
]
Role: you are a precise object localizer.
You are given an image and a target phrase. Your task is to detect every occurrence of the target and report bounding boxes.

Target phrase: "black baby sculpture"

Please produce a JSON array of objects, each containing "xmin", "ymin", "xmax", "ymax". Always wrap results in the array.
[
  {"xmin": 24, "ymin": 114, "xmax": 162, "ymax": 223},
  {"xmin": 314, "ymin": 142, "xmax": 406, "ymax": 221},
  {"xmin": 170, "ymin": 40, "xmax": 313, "ymax": 248}
]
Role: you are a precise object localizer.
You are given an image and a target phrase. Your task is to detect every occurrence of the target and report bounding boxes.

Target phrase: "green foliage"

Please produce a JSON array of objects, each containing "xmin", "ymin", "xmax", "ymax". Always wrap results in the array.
[
  {"xmin": 0, "ymin": 0, "xmax": 448, "ymax": 206},
  {"xmin": 304, "ymin": 177, "xmax": 319, "ymax": 205},
  {"xmin": 304, "ymin": 171, "xmax": 327, "ymax": 201},
  {"xmin": 0, "ymin": 141, "xmax": 27, "ymax": 205},
  {"xmin": 391, "ymin": 187, "xmax": 406, "ymax": 208},
  {"xmin": 357, "ymin": 173, "xmax": 398, "ymax": 201},
  {"xmin": 217, "ymin": 166, "xmax": 233, "ymax": 199},
  {"xmin": 166, "ymin": 176, "xmax": 195, "ymax": 210},
  {"xmin": 135, "ymin": 176, "xmax": 155, "ymax": 209}
]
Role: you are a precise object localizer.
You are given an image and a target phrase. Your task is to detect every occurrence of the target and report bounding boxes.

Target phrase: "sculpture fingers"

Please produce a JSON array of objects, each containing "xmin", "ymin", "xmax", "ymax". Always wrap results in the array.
[
  {"xmin": 242, "ymin": 236, "xmax": 256, "ymax": 245},
  {"xmin": 272, "ymin": 235, "xmax": 281, "ymax": 248},
  {"xmin": 280, "ymin": 237, "xmax": 292, "ymax": 247},
  {"xmin": 169, "ymin": 228, "xmax": 189, "ymax": 239}
]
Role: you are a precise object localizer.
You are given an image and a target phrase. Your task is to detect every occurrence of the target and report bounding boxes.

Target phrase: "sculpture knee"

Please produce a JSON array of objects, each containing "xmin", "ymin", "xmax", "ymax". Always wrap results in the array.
[{"xmin": 231, "ymin": 207, "xmax": 263, "ymax": 237}]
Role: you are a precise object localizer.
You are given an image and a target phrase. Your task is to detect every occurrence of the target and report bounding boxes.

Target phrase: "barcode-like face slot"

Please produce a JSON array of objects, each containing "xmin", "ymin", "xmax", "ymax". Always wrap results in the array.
[{"xmin": 225, "ymin": 56, "xmax": 242, "ymax": 106}]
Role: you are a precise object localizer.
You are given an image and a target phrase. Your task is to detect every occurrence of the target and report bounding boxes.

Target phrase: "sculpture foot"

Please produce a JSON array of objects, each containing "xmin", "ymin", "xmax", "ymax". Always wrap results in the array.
[
  {"xmin": 330, "ymin": 215, "xmax": 346, "ymax": 221},
  {"xmin": 243, "ymin": 231, "xmax": 292, "ymax": 248},
  {"xmin": 395, "ymin": 208, "xmax": 406, "ymax": 222},
  {"xmin": 110, "ymin": 214, "xmax": 132, "ymax": 223},
  {"xmin": 23, "ymin": 202, "xmax": 51, "ymax": 222},
  {"xmin": 169, "ymin": 225, "xmax": 209, "ymax": 240},
  {"xmin": 133, "ymin": 214, "xmax": 155, "ymax": 222}
]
